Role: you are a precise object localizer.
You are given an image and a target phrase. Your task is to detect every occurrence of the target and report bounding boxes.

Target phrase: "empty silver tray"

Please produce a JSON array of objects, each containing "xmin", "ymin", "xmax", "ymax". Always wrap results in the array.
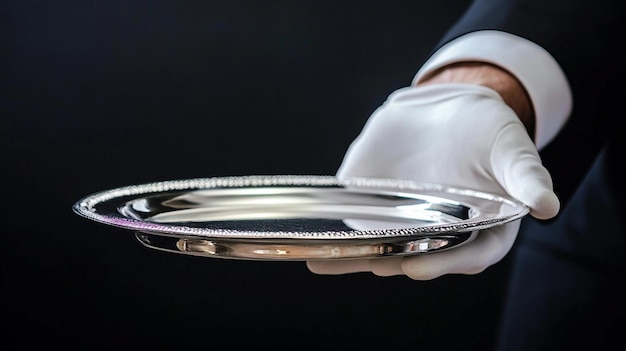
[{"xmin": 72, "ymin": 175, "xmax": 529, "ymax": 260}]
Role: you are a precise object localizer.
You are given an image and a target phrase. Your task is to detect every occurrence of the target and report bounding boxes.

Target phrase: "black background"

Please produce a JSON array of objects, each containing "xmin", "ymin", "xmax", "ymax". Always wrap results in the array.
[{"xmin": 1, "ymin": 1, "xmax": 523, "ymax": 349}]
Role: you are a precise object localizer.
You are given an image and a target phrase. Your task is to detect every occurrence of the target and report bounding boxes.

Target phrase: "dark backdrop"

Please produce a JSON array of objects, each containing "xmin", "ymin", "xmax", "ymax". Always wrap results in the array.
[{"xmin": 1, "ymin": 1, "xmax": 520, "ymax": 349}]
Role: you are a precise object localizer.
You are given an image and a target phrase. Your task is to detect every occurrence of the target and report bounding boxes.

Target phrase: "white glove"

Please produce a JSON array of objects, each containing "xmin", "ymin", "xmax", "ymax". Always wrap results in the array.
[{"xmin": 306, "ymin": 83, "xmax": 560, "ymax": 280}]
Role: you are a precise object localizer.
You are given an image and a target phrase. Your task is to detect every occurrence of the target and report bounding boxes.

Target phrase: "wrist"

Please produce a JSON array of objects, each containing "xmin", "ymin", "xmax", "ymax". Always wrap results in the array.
[{"xmin": 416, "ymin": 62, "xmax": 536, "ymax": 139}]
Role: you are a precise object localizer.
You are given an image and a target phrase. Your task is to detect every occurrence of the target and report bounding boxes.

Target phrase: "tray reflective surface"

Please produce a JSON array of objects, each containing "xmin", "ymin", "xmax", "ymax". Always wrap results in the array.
[{"xmin": 72, "ymin": 175, "xmax": 529, "ymax": 260}]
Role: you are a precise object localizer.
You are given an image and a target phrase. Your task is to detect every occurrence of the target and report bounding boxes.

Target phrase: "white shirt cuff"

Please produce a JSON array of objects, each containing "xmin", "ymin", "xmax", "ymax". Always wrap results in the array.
[{"xmin": 412, "ymin": 30, "xmax": 572, "ymax": 150}]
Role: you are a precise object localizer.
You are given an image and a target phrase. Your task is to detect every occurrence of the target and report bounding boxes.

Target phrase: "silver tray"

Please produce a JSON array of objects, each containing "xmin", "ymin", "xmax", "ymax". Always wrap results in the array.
[{"xmin": 72, "ymin": 175, "xmax": 529, "ymax": 260}]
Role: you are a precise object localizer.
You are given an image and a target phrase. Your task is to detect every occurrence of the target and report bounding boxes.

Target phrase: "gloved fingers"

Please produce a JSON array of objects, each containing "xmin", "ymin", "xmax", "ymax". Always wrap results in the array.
[
  {"xmin": 306, "ymin": 258, "xmax": 372, "ymax": 275},
  {"xmin": 306, "ymin": 257, "xmax": 406, "ymax": 276},
  {"xmin": 366, "ymin": 257, "xmax": 405, "ymax": 276},
  {"xmin": 306, "ymin": 220, "xmax": 520, "ymax": 279},
  {"xmin": 398, "ymin": 220, "xmax": 520, "ymax": 280},
  {"xmin": 491, "ymin": 123, "xmax": 560, "ymax": 220}
]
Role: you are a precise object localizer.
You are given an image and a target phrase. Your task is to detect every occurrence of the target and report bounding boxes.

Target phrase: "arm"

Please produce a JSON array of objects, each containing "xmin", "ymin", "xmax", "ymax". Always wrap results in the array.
[
  {"xmin": 307, "ymin": 0, "xmax": 622, "ymax": 280},
  {"xmin": 428, "ymin": 0, "xmax": 621, "ymax": 206}
]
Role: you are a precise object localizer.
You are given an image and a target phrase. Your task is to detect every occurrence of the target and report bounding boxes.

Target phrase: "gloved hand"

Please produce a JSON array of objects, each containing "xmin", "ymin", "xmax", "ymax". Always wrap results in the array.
[{"xmin": 306, "ymin": 83, "xmax": 560, "ymax": 280}]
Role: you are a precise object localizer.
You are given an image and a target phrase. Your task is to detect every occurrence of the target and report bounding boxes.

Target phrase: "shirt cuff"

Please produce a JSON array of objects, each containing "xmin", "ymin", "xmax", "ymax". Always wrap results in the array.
[{"xmin": 412, "ymin": 30, "xmax": 572, "ymax": 150}]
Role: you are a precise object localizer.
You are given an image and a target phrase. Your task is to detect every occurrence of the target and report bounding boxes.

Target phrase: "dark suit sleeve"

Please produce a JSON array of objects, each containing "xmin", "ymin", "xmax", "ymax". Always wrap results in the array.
[{"xmin": 433, "ymin": 0, "xmax": 624, "ymax": 208}]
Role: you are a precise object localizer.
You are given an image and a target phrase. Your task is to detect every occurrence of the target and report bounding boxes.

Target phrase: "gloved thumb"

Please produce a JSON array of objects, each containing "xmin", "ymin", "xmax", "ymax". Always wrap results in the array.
[{"xmin": 491, "ymin": 122, "xmax": 560, "ymax": 220}]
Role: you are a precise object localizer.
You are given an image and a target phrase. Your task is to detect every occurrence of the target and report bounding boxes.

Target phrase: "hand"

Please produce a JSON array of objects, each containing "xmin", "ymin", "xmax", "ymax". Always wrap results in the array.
[{"xmin": 306, "ymin": 82, "xmax": 560, "ymax": 280}]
